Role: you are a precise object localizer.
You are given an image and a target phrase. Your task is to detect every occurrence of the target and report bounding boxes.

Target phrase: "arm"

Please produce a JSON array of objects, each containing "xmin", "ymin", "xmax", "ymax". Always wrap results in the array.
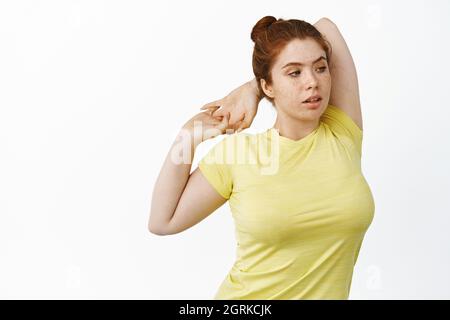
[
  {"xmin": 148, "ymin": 113, "xmax": 229, "ymax": 236},
  {"xmin": 201, "ymin": 17, "xmax": 365, "ymax": 132},
  {"xmin": 201, "ymin": 78, "xmax": 262, "ymax": 132},
  {"xmin": 248, "ymin": 77, "xmax": 264, "ymax": 101},
  {"xmin": 313, "ymin": 17, "xmax": 363, "ymax": 131}
]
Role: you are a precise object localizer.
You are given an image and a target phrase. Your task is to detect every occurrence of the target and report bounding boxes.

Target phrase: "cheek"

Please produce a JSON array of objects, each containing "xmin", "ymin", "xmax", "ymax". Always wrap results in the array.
[
  {"xmin": 322, "ymin": 73, "xmax": 332, "ymax": 86},
  {"xmin": 278, "ymin": 77, "xmax": 299, "ymax": 95},
  {"xmin": 273, "ymin": 77, "xmax": 293, "ymax": 96}
]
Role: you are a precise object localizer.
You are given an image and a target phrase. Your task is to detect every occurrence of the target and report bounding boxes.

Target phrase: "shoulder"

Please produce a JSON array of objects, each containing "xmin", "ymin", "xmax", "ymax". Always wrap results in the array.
[
  {"xmin": 321, "ymin": 104, "xmax": 363, "ymax": 156},
  {"xmin": 322, "ymin": 104, "xmax": 362, "ymax": 135},
  {"xmin": 199, "ymin": 131, "xmax": 267, "ymax": 166}
]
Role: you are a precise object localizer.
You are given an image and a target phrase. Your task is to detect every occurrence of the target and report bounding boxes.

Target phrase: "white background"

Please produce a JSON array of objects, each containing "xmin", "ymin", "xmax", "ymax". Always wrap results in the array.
[{"xmin": 1, "ymin": 0, "xmax": 449, "ymax": 299}]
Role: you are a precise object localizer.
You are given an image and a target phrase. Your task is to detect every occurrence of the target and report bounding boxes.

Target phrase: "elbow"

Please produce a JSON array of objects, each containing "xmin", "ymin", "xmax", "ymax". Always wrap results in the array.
[
  {"xmin": 318, "ymin": 17, "xmax": 337, "ymax": 28},
  {"xmin": 319, "ymin": 17, "xmax": 334, "ymax": 24},
  {"xmin": 148, "ymin": 220, "xmax": 168, "ymax": 236},
  {"xmin": 148, "ymin": 227, "xmax": 164, "ymax": 236}
]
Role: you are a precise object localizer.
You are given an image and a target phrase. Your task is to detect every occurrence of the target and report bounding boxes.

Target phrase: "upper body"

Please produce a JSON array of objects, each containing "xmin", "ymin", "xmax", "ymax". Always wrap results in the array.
[
  {"xmin": 199, "ymin": 103, "xmax": 375, "ymax": 299},
  {"xmin": 148, "ymin": 16, "xmax": 374, "ymax": 299}
]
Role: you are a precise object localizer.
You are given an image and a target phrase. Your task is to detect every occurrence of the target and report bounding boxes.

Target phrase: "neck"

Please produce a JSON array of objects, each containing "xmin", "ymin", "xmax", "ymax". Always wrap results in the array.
[{"xmin": 272, "ymin": 116, "xmax": 320, "ymax": 141}]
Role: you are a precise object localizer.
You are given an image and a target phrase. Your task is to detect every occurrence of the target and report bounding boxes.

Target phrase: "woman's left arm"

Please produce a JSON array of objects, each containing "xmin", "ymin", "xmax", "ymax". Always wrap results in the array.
[{"xmin": 313, "ymin": 17, "xmax": 363, "ymax": 131}]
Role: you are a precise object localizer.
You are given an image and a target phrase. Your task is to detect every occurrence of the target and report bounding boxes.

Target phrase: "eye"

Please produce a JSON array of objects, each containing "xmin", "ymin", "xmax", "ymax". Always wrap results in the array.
[{"xmin": 289, "ymin": 66, "xmax": 327, "ymax": 77}]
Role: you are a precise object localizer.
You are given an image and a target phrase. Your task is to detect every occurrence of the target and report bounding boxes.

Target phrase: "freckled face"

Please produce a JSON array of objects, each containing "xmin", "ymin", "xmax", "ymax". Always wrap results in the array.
[{"xmin": 263, "ymin": 38, "xmax": 332, "ymax": 121}]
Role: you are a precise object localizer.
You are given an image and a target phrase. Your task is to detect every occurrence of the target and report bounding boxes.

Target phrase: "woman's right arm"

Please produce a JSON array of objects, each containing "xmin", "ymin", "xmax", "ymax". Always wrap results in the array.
[{"xmin": 148, "ymin": 111, "xmax": 230, "ymax": 236}]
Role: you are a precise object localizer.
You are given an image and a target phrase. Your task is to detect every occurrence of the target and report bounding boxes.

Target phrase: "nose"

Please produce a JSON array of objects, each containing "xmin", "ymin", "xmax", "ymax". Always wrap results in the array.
[{"xmin": 304, "ymin": 70, "xmax": 318, "ymax": 89}]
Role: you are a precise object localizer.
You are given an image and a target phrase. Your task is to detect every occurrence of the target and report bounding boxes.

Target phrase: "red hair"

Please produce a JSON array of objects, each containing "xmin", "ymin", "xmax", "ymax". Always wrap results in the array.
[{"xmin": 251, "ymin": 16, "xmax": 332, "ymax": 105}]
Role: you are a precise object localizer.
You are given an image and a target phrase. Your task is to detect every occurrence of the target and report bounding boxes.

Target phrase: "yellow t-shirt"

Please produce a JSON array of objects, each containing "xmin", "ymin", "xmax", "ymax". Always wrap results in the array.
[{"xmin": 198, "ymin": 104, "xmax": 375, "ymax": 300}]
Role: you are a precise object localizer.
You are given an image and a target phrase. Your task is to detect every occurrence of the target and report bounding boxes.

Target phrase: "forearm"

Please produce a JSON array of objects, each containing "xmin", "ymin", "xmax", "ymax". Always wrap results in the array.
[
  {"xmin": 313, "ymin": 17, "xmax": 337, "ymax": 72},
  {"xmin": 149, "ymin": 131, "xmax": 199, "ymax": 233},
  {"xmin": 313, "ymin": 17, "xmax": 330, "ymax": 35},
  {"xmin": 248, "ymin": 77, "xmax": 264, "ymax": 102}
]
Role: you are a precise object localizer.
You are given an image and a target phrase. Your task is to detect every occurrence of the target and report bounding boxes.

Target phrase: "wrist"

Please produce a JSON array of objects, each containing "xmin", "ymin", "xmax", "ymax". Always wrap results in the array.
[
  {"xmin": 176, "ymin": 127, "xmax": 202, "ymax": 151},
  {"xmin": 248, "ymin": 78, "xmax": 262, "ymax": 100}
]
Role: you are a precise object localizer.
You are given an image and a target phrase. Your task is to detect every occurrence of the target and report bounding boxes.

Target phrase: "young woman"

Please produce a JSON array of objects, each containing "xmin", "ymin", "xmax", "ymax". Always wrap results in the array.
[{"xmin": 149, "ymin": 16, "xmax": 375, "ymax": 300}]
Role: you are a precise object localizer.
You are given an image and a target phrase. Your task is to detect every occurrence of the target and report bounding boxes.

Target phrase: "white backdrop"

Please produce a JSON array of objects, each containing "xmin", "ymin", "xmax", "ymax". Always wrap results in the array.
[{"xmin": 1, "ymin": 0, "xmax": 449, "ymax": 299}]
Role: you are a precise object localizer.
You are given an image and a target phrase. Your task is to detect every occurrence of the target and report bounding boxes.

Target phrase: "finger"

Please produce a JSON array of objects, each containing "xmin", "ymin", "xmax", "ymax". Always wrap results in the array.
[
  {"xmin": 229, "ymin": 111, "xmax": 244, "ymax": 127},
  {"xmin": 203, "ymin": 106, "xmax": 220, "ymax": 116},
  {"xmin": 236, "ymin": 113, "xmax": 250, "ymax": 132},
  {"xmin": 200, "ymin": 105, "xmax": 223, "ymax": 117},
  {"xmin": 211, "ymin": 117, "xmax": 222, "ymax": 124},
  {"xmin": 200, "ymin": 100, "xmax": 222, "ymax": 110},
  {"xmin": 233, "ymin": 120, "xmax": 243, "ymax": 131},
  {"xmin": 217, "ymin": 112, "xmax": 229, "ymax": 131},
  {"xmin": 222, "ymin": 112, "xmax": 230, "ymax": 126},
  {"xmin": 211, "ymin": 107, "xmax": 226, "ymax": 118},
  {"xmin": 223, "ymin": 113, "xmax": 235, "ymax": 135},
  {"xmin": 239, "ymin": 108, "xmax": 257, "ymax": 132},
  {"xmin": 202, "ymin": 105, "xmax": 220, "ymax": 112}
]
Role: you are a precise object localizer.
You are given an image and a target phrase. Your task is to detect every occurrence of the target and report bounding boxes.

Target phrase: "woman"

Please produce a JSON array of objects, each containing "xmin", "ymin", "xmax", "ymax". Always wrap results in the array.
[{"xmin": 149, "ymin": 16, "xmax": 375, "ymax": 300}]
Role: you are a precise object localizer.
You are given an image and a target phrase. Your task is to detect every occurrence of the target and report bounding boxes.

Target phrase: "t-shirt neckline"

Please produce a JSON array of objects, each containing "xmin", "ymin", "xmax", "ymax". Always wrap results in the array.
[{"xmin": 266, "ymin": 122, "xmax": 322, "ymax": 147}]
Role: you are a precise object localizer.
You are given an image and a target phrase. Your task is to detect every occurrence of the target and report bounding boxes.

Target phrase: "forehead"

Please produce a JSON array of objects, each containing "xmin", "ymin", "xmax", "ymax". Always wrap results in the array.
[{"xmin": 274, "ymin": 38, "xmax": 326, "ymax": 67}]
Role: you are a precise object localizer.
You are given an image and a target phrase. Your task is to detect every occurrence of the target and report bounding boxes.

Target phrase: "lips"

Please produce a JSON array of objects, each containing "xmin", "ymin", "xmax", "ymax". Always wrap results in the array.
[{"xmin": 303, "ymin": 94, "xmax": 322, "ymax": 103}]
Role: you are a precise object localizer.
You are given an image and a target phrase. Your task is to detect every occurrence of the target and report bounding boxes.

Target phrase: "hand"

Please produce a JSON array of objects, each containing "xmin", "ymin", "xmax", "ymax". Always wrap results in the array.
[
  {"xmin": 181, "ymin": 110, "xmax": 231, "ymax": 146},
  {"xmin": 199, "ymin": 79, "xmax": 261, "ymax": 133}
]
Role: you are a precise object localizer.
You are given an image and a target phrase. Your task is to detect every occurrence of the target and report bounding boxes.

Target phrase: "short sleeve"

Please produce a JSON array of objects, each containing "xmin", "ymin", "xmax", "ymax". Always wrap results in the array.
[
  {"xmin": 321, "ymin": 104, "xmax": 363, "ymax": 156},
  {"xmin": 198, "ymin": 137, "xmax": 233, "ymax": 200}
]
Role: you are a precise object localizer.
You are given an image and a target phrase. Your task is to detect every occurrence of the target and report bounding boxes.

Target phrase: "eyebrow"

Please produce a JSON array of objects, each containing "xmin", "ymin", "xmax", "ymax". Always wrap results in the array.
[{"xmin": 281, "ymin": 56, "xmax": 327, "ymax": 69}]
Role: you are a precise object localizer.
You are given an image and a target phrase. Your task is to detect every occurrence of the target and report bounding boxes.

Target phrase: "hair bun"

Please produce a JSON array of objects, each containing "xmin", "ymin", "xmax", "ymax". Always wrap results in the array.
[{"xmin": 251, "ymin": 16, "xmax": 278, "ymax": 42}]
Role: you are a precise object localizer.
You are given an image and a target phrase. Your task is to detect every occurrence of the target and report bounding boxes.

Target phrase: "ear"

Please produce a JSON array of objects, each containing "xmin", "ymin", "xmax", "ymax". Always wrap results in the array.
[{"xmin": 260, "ymin": 78, "xmax": 274, "ymax": 99}]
